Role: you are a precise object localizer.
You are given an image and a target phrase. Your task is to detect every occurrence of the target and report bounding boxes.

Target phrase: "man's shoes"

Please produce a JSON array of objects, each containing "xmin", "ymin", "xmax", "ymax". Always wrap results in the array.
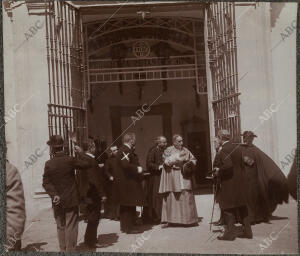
[
  {"xmin": 212, "ymin": 220, "xmax": 224, "ymax": 226},
  {"xmin": 217, "ymin": 232, "xmax": 236, "ymax": 241},
  {"xmin": 126, "ymin": 229, "xmax": 142, "ymax": 234},
  {"xmin": 237, "ymin": 233, "xmax": 253, "ymax": 239},
  {"xmin": 238, "ymin": 219, "xmax": 253, "ymax": 239},
  {"xmin": 161, "ymin": 223, "xmax": 170, "ymax": 229}
]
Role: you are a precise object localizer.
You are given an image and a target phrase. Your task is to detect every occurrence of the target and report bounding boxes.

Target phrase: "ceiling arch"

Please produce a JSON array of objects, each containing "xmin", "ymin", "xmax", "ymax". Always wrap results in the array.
[{"xmin": 86, "ymin": 16, "xmax": 204, "ymax": 56}]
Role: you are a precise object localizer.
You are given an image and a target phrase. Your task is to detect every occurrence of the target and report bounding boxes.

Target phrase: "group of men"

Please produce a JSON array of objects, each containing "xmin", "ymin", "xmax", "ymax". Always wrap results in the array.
[
  {"xmin": 43, "ymin": 136, "xmax": 106, "ymax": 250},
  {"xmin": 211, "ymin": 130, "xmax": 290, "ymax": 240},
  {"xmin": 41, "ymin": 132, "xmax": 200, "ymax": 251},
  {"xmin": 102, "ymin": 133, "xmax": 199, "ymax": 232},
  {"xmin": 5, "ymin": 128, "xmax": 296, "ymax": 252},
  {"xmin": 37, "ymin": 128, "xmax": 295, "ymax": 250}
]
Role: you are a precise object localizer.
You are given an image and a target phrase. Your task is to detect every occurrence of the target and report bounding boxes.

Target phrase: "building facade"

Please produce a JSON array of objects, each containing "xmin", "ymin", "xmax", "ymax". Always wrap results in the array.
[{"xmin": 3, "ymin": 1, "xmax": 297, "ymax": 220}]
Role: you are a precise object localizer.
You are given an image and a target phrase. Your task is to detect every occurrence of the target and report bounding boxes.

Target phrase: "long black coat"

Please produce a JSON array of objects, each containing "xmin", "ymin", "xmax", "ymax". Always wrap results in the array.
[
  {"xmin": 43, "ymin": 152, "xmax": 90, "ymax": 209},
  {"xmin": 76, "ymin": 153, "xmax": 106, "ymax": 222},
  {"xmin": 115, "ymin": 144, "xmax": 147, "ymax": 206},
  {"xmin": 242, "ymin": 144, "xmax": 289, "ymax": 213},
  {"xmin": 77, "ymin": 153, "xmax": 106, "ymax": 201},
  {"xmin": 104, "ymin": 156, "xmax": 119, "ymax": 204},
  {"xmin": 146, "ymin": 146, "xmax": 164, "ymax": 217},
  {"xmin": 213, "ymin": 142, "xmax": 247, "ymax": 210}
]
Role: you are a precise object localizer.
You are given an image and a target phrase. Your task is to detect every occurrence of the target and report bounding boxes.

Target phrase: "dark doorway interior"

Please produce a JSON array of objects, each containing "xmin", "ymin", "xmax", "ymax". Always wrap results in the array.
[{"xmin": 110, "ymin": 103, "xmax": 172, "ymax": 169}]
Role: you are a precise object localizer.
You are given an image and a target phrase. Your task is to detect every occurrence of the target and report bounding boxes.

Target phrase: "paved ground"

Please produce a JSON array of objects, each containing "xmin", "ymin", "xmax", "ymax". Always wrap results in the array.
[{"xmin": 22, "ymin": 194, "xmax": 298, "ymax": 254}]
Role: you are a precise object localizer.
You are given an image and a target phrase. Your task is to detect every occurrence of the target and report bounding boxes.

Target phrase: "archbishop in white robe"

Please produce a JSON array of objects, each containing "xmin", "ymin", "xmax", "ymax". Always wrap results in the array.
[{"xmin": 159, "ymin": 144, "xmax": 198, "ymax": 225}]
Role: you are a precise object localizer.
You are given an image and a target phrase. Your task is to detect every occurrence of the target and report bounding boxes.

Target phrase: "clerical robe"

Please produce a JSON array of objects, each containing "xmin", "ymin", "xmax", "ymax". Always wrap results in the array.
[
  {"xmin": 159, "ymin": 146, "xmax": 198, "ymax": 225},
  {"xmin": 146, "ymin": 146, "xmax": 164, "ymax": 221}
]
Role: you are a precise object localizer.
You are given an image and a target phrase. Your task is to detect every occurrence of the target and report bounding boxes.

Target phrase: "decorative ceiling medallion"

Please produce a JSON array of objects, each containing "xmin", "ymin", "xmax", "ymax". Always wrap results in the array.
[{"xmin": 132, "ymin": 40, "xmax": 151, "ymax": 58}]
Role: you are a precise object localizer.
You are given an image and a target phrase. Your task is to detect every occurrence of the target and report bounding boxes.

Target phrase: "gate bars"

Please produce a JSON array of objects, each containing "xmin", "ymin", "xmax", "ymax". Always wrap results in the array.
[
  {"xmin": 45, "ymin": 0, "xmax": 87, "ymax": 154},
  {"xmin": 207, "ymin": 2, "xmax": 241, "ymax": 142}
]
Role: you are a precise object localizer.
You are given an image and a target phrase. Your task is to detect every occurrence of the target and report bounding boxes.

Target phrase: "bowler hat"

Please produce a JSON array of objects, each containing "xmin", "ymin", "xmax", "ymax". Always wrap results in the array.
[
  {"xmin": 47, "ymin": 135, "xmax": 64, "ymax": 147},
  {"xmin": 241, "ymin": 131, "xmax": 257, "ymax": 138}
]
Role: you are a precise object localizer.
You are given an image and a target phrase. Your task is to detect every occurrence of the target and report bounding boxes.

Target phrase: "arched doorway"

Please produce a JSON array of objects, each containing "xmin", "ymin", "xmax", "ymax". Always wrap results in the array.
[{"xmin": 84, "ymin": 15, "xmax": 212, "ymax": 183}]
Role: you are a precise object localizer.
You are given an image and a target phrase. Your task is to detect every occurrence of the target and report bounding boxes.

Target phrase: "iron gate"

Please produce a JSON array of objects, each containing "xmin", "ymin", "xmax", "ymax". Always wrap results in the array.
[
  {"xmin": 84, "ymin": 16, "xmax": 207, "ymax": 94},
  {"xmin": 45, "ymin": 0, "xmax": 87, "ymax": 154},
  {"xmin": 207, "ymin": 2, "xmax": 241, "ymax": 142}
]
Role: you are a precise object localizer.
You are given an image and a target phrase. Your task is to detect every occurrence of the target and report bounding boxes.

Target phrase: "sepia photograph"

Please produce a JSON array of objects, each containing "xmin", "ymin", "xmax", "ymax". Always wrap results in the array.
[{"xmin": 1, "ymin": 0, "xmax": 298, "ymax": 254}]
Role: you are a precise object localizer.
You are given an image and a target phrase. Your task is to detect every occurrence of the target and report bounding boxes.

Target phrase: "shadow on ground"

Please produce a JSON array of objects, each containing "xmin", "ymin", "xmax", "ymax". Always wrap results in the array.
[
  {"xmin": 76, "ymin": 233, "xmax": 119, "ymax": 252},
  {"xmin": 270, "ymin": 215, "xmax": 289, "ymax": 221},
  {"xmin": 22, "ymin": 242, "xmax": 48, "ymax": 252}
]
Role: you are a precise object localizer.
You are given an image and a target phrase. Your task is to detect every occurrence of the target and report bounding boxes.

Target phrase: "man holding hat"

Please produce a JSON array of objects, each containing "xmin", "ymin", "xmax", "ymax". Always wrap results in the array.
[
  {"xmin": 115, "ymin": 132, "xmax": 147, "ymax": 234},
  {"xmin": 42, "ymin": 135, "xmax": 91, "ymax": 252},
  {"xmin": 78, "ymin": 138, "xmax": 107, "ymax": 249},
  {"xmin": 213, "ymin": 130, "xmax": 252, "ymax": 240}
]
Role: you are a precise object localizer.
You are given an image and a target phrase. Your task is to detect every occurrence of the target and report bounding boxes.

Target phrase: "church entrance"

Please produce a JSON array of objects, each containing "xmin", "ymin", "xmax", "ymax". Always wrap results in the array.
[
  {"xmin": 84, "ymin": 13, "xmax": 211, "ymax": 185},
  {"xmin": 44, "ymin": 1, "xmax": 242, "ymax": 186}
]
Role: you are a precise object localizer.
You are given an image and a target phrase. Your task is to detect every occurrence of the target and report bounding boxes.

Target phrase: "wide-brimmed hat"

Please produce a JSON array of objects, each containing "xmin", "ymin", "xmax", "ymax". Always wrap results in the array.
[
  {"xmin": 241, "ymin": 131, "xmax": 257, "ymax": 138},
  {"xmin": 47, "ymin": 135, "xmax": 64, "ymax": 147}
]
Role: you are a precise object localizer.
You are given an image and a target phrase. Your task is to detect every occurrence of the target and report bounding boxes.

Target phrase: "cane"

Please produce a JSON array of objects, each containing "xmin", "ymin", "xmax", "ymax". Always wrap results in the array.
[
  {"xmin": 209, "ymin": 182, "xmax": 216, "ymax": 231},
  {"xmin": 209, "ymin": 171, "xmax": 220, "ymax": 232}
]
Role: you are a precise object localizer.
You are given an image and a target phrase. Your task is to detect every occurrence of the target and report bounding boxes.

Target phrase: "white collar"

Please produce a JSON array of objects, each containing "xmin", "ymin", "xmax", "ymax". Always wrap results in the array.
[
  {"xmin": 85, "ymin": 152, "xmax": 95, "ymax": 158},
  {"xmin": 124, "ymin": 143, "xmax": 131, "ymax": 149},
  {"xmin": 222, "ymin": 141, "xmax": 229, "ymax": 146}
]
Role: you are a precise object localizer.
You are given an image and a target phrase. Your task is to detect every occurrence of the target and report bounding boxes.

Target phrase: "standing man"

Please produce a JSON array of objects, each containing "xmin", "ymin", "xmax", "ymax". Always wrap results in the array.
[
  {"xmin": 78, "ymin": 139, "xmax": 107, "ymax": 248},
  {"xmin": 146, "ymin": 136, "xmax": 167, "ymax": 224},
  {"xmin": 42, "ymin": 135, "xmax": 90, "ymax": 251},
  {"xmin": 103, "ymin": 145, "xmax": 120, "ymax": 220},
  {"xmin": 159, "ymin": 134, "xmax": 198, "ymax": 227},
  {"xmin": 241, "ymin": 131, "xmax": 289, "ymax": 223},
  {"xmin": 213, "ymin": 130, "xmax": 252, "ymax": 240},
  {"xmin": 115, "ymin": 132, "xmax": 147, "ymax": 234},
  {"xmin": 211, "ymin": 137, "xmax": 224, "ymax": 226},
  {"xmin": 6, "ymin": 160, "xmax": 26, "ymax": 251}
]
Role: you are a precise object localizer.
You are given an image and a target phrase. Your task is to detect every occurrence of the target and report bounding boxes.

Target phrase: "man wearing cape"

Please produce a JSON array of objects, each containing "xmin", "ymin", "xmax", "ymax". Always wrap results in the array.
[{"xmin": 241, "ymin": 131, "xmax": 289, "ymax": 224}]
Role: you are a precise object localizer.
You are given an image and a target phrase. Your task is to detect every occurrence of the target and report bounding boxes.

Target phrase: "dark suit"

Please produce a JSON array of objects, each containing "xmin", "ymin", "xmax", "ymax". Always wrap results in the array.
[
  {"xmin": 215, "ymin": 142, "xmax": 246, "ymax": 210},
  {"xmin": 115, "ymin": 144, "xmax": 147, "ymax": 232},
  {"xmin": 213, "ymin": 141, "xmax": 252, "ymax": 238},
  {"xmin": 78, "ymin": 153, "xmax": 106, "ymax": 247},
  {"xmin": 43, "ymin": 151, "xmax": 90, "ymax": 251}
]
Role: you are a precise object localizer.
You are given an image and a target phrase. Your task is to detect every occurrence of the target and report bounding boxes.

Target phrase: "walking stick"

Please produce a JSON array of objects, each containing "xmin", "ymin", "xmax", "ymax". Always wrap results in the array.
[
  {"xmin": 209, "ymin": 182, "xmax": 216, "ymax": 232},
  {"xmin": 209, "ymin": 173, "xmax": 220, "ymax": 232}
]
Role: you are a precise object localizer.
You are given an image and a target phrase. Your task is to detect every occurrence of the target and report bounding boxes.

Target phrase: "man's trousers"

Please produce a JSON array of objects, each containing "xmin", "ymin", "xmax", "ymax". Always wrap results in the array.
[
  {"xmin": 223, "ymin": 206, "xmax": 252, "ymax": 238},
  {"xmin": 54, "ymin": 206, "xmax": 79, "ymax": 252},
  {"xmin": 84, "ymin": 202, "xmax": 101, "ymax": 246}
]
